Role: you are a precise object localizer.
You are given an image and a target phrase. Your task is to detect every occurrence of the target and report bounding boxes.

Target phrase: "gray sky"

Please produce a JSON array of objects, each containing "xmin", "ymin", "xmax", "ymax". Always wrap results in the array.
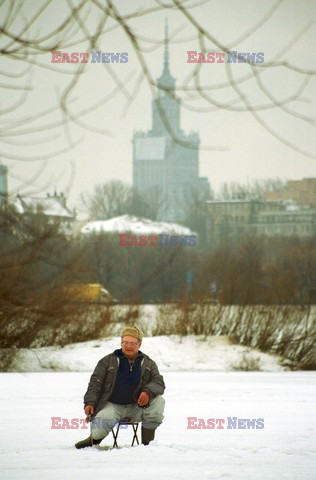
[{"xmin": 1, "ymin": 0, "xmax": 315, "ymax": 218}]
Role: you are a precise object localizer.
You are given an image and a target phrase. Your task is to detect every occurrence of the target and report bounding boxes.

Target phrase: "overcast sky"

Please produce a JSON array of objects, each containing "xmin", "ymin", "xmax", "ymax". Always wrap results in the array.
[{"xmin": 1, "ymin": 0, "xmax": 315, "ymax": 218}]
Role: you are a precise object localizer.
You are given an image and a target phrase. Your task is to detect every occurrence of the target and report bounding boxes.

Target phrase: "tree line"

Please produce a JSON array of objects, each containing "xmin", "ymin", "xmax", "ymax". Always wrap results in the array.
[{"xmin": 0, "ymin": 197, "xmax": 314, "ymax": 309}]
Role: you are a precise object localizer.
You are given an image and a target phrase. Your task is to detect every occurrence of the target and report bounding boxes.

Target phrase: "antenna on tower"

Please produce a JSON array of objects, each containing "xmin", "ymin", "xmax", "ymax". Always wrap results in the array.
[{"xmin": 164, "ymin": 18, "xmax": 169, "ymax": 72}]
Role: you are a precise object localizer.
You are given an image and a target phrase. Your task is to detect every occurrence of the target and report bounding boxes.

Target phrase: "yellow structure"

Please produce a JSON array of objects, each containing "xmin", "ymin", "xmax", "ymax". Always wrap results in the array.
[{"xmin": 61, "ymin": 284, "xmax": 113, "ymax": 304}]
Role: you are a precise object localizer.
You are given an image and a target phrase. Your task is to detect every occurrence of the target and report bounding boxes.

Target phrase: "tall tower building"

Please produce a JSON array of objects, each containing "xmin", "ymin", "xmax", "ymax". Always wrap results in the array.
[{"xmin": 133, "ymin": 23, "xmax": 209, "ymax": 222}]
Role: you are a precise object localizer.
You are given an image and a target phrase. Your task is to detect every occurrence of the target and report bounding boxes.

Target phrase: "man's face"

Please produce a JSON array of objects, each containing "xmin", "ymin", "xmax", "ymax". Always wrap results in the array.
[{"xmin": 121, "ymin": 335, "xmax": 141, "ymax": 359}]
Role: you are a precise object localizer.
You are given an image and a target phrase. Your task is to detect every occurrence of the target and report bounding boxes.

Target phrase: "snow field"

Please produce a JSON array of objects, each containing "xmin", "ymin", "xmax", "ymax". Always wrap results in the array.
[{"xmin": 1, "ymin": 371, "xmax": 316, "ymax": 480}]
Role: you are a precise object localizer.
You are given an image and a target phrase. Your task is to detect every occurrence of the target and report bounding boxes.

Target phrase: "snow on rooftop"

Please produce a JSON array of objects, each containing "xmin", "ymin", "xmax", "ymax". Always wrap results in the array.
[
  {"xmin": 206, "ymin": 199, "xmax": 262, "ymax": 204},
  {"xmin": 81, "ymin": 214, "xmax": 196, "ymax": 236},
  {"xmin": 13, "ymin": 196, "xmax": 74, "ymax": 218}
]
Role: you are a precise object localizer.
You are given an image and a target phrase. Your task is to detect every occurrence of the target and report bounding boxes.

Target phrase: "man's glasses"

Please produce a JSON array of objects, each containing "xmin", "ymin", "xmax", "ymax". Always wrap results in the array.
[{"xmin": 121, "ymin": 341, "xmax": 138, "ymax": 347}]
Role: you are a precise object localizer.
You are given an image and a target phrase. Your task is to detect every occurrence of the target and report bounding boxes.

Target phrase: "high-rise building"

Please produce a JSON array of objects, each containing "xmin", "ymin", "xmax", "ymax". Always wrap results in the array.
[{"xmin": 132, "ymin": 23, "xmax": 209, "ymax": 222}]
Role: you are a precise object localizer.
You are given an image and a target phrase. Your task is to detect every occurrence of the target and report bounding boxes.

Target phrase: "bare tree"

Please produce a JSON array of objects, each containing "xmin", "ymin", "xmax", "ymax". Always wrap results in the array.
[
  {"xmin": 81, "ymin": 179, "xmax": 163, "ymax": 220},
  {"xmin": 182, "ymin": 182, "xmax": 213, "ymax": 240},
  {"xmin": 1, "ymin": 0, "xmax": 315, "ymax": 196},
  {"xmin": 218, "ymin": 178, "xmax": 287, "ymax": 200},
  {"xmin": 0, "ymin": 1, "xmax": 315, "ymax": 353},
  {"xmin": 81, "ymin": 180, "xmax": 134, "ymax": 220}
]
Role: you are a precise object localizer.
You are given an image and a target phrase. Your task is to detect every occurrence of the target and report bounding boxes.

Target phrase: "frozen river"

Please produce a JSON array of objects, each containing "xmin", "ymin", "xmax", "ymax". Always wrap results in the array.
[{"xmin": 1, "ymin": 371, "xmax": 315, "ymax": 480}]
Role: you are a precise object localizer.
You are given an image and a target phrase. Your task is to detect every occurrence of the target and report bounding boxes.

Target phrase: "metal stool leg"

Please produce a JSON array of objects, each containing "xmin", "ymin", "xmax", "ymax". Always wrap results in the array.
[
  {"xmin": 131, "ymin": 423, "xmax": 139, "ymax": 446},
  {"xmin": 111, "ymin": 421, "xmax": 139, "ymax": 448},
  {"xmin": 111, "ymin": 424, "xmax": 120, "ymax": 448}
]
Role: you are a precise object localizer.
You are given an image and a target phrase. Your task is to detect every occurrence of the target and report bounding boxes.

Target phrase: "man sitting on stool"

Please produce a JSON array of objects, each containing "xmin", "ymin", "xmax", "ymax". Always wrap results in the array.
[{"xmin": 75, "ymin": 325, "xmax": 165, "ymax": 448}]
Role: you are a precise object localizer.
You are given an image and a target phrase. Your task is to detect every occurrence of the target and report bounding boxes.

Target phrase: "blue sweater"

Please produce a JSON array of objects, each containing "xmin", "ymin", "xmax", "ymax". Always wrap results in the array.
[{"xmin": 108, "ymin": 349, "xmax": 143, "ymax": 405}]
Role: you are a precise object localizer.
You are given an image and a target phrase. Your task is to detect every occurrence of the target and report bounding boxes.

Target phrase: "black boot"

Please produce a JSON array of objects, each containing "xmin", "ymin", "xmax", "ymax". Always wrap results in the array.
[
  {"xmin": 75, "ymin": 436, "xmax": 102, "ymax": 449},
  {"xmin": 141, "ymin": 427, "xmax": 155, "ymax": 445}
]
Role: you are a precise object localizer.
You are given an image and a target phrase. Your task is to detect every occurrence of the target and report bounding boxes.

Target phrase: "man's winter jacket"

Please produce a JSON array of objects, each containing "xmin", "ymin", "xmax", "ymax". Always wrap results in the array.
[{"xmin": 84, "ymin": 350, "xmax": 165, "ymax": 414}]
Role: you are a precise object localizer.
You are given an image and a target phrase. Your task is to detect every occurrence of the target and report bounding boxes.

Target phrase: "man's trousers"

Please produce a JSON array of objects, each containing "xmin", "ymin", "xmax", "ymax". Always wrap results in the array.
[{"xmin": 91, "ymin": 395, "xmax": 165, "ymax": 440}]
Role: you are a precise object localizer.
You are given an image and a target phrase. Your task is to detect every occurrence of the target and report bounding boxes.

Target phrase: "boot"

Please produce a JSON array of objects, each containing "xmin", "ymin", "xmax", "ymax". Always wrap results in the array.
[
  {"xmin": 75, "ymin": 436, "xmax": 102, "ymax": 449},
  {"xmin": 141, "ymin": 427, "xmax": 155, "ymax": 445}
]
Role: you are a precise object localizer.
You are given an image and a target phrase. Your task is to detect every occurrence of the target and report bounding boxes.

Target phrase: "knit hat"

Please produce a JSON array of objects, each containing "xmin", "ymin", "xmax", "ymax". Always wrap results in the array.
[{"xmin": 120, "ymin": 325, "xmax": 144, "ymax": 342}]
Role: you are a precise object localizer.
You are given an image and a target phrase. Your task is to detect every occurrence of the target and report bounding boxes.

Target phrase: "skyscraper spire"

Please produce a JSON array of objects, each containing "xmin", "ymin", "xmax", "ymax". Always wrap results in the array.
[
  {"xmin": 157, "ymin": 19, "xmax": 175, "ymax": 91},
  {"xmin": 164, "ymin": 19, "xmax": 169, "ymax": 73}
]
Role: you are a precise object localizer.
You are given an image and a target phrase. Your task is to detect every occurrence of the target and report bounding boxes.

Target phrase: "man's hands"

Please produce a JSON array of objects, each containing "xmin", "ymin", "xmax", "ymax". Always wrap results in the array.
[
  {"xmin": 84, "ymin": 393, "xmax": 149, "ymax": 417},
  {"xmin": 137, "ymin": 391, "xmax": 150, "ymax": 407},
  {"xmin": 84, "ymin": 404, "xmax": 94, "ymax": 420}
]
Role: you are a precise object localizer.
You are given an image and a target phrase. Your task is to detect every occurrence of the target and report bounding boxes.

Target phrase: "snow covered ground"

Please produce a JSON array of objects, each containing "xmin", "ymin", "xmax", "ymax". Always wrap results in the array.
[
  {"xmin": 1, "ymin": 370, "xmax": 316, "ymax": 480},
  {"xmin": 1, "ymin": 336, "xmax": 315, "ymax": 479},
  {"xmin": 9, "ymin": 335, "xmax": 285, "ymax": 373}
]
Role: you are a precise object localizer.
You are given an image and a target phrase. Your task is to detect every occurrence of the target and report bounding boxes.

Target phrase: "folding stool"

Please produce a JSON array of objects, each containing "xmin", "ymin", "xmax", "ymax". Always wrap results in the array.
[{"xmin": 111, "ymin": 418, "xmax": 140, "ymax": 448}]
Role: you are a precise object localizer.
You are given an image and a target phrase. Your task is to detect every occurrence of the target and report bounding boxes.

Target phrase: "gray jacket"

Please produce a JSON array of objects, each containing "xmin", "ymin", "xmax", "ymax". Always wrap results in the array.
[{"xmin": 84, "ymin": 351, "xmax": 165, "ymax": 414}]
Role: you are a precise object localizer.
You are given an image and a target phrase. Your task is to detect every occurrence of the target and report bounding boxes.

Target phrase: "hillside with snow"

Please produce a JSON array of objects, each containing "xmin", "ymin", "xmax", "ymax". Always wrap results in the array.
[{"xmin": 10, "ymin": 335, "xmax": 285, "ymax": 373}]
